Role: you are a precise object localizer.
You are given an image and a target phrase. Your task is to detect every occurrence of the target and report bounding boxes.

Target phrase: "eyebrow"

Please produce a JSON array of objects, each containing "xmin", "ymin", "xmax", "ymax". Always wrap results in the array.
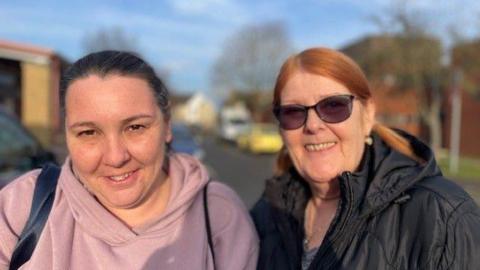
[
  {"xmin": 68, "ymin": 114, "xmax": 155, "ymax": 129},
  {"xmin": 121, "ymin": 114, "xmax": 156, "ymax": 125},
  {"xmin": 282, "ymin": 92, "xmax": 350, "ymax": 104}
]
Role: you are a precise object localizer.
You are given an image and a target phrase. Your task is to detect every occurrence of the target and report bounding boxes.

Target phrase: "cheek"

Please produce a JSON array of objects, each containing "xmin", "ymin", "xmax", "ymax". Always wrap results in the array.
[
  {"xmin": 129, "ymin": 141, "xmax": 164, "ymax": 163},
  {"xmin": 280, "ymin": 130, "xmax": 294, "ymax": 149},
  {"xmin": 127, "ymin": 131, "xmax": 167, "ymax": 163},
  {"xmin": 67, "ymin": 139, "xmax": 103, "ymax": 173},
  {"xmin": 280, "ymin": 130, "xmax": 304, "ymax": 158},
  {"xmin": 337, "ymin": 123, "xmax": 366, "ymax": 170}
]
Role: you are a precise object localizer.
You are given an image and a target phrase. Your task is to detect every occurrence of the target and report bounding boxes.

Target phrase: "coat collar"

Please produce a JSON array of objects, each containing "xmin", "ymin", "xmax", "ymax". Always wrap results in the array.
[{"xmin": 359, "ymin": 130, "xmax": 441, "ymax": 217}]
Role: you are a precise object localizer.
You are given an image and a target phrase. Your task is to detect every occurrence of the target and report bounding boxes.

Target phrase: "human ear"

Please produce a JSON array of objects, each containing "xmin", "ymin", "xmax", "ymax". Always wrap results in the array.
[
  {"xmin": 164, "ymin": 120, "xmax": 173, "ymax": 144},
  {"xmin": 362, "ymin": 99, "xmax": 376, "ymax": 135}
]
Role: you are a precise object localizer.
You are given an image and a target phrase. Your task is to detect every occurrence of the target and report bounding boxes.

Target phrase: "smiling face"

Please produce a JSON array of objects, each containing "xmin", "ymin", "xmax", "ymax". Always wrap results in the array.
[
  {"xmin": 65, "ymin": 74, "xmax": 172, "ymax": 214},
  {"xmin": 279, "ymin": 72, "xmax": 375, "ymax": 184}
]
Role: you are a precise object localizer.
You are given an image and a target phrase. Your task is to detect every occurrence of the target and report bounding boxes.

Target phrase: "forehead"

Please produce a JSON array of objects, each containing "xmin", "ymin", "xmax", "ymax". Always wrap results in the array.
[
  {"xmin": 67, "ymin": 74, "xmax": 153, "ymax": 100},
  {"xmin": 280, "ymin": 72, "xmax": 351, "ymax": 103},
  {"xmin": 65, "ymin": 74, "xmax": 158, "ymax": 118}
]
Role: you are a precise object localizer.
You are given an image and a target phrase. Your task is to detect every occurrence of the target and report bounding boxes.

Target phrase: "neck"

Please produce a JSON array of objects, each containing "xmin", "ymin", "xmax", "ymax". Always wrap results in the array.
[
  {"xmin": 303, "ymin": 186, "xmax": 340, "ymax": 250},
  {"xmin": 308, "ymin": 178, "xmax": 341, "ymax": 206}
]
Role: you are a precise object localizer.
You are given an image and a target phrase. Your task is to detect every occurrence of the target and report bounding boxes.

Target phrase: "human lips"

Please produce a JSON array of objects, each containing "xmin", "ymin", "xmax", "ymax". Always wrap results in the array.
[
  {"xmin": 304, "ymin": 142, "xmax": 336, "ymax": 152},
  {"xmin": 106, "ymin": 169, "xmax": 138, "ymax": 182}
]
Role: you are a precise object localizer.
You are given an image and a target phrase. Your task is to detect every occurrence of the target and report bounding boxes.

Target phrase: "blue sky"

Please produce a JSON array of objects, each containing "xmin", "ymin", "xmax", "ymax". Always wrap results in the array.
[{"xmin": 1, "ymin": 0, "xmax": 479, "ymax": 95}]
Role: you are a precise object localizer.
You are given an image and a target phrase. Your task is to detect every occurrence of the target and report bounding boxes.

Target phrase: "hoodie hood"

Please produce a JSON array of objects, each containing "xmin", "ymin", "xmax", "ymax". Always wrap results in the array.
[{"xmin": 59, "ymin": 153, "xmax": 209, "ymax": 245}]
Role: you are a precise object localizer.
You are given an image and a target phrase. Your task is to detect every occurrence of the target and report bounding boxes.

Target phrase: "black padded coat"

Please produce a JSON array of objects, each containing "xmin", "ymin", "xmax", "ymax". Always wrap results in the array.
[{"xmin": 251, "ymin": 131, "xmax": 480, "ymax": 270}]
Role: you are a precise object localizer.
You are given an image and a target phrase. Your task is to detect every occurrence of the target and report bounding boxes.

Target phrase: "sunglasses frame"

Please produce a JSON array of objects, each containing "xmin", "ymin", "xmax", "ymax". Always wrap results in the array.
[{"xmin": 273, "ymin": 94, "xmax": 355, "ymax": 130}]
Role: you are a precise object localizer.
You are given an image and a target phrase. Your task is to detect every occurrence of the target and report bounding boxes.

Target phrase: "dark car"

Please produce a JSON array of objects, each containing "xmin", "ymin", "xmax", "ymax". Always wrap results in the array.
[
  {"xmin": 170, "ymin": 123, "xmax": 205, "ymax": 160},
  {"xmin": 0, "ymin": 108, "xmax": 57, "ymax": 189}
]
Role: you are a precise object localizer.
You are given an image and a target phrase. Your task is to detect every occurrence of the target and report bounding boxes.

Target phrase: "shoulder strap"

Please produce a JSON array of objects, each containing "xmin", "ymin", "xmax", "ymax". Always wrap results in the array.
[
  {"xmin": 203, "ymin": 180, "xmax": 217, "ymax": 270},
  {"xmin": 9, "ymin": 163, "xmax": 60, "ymax": 270}
]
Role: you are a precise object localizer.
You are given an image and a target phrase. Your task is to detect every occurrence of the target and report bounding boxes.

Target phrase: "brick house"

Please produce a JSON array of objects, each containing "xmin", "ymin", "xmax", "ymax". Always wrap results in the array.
[
  {"xmin": 442, "ymin": 88, "xmax": 480, "ymax": 157},
  {"xmin": 342, "ymin": 35, "xmax": 480, "ymax": 157},
  {"xmin": 0, "ymin": 39, "xmax": 66, "ymax": 147},
  {"xmin": 340, "ymin": 36, "xmax": 429, "ymax": 137},
  {"xmin": 446, "ymin": 40, "xmax": 480, "ymax": 157}
]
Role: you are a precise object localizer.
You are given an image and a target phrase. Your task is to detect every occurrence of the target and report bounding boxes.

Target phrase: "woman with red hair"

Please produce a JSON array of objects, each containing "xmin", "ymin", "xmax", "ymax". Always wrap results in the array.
[{"xmin": 251, "ymin": 47, "xmax": 480, "ymax": 269}]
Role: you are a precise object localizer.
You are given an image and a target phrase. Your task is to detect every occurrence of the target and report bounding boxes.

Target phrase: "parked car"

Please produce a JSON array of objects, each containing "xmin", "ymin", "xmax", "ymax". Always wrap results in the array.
[
  {"xmin": 0, "ymin": 108, "xmax": 57, "ymax": 189},
  {"xmin": 236, "ymin": 123, "xmax": 283, "ymax": 154},
  {"xmin": 218, "ymin": 104, "xmax": 251, "ymax": 142},
  {"xmin": 170, "ymin": 123, "xmax": 205, "ymax": 160}
]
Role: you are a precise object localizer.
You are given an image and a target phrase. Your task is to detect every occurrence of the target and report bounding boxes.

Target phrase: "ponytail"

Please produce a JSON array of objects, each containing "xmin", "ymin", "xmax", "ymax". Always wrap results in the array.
[{"xmin": 372, "ymin": 123, "xmax": 425, "ymax": 164}]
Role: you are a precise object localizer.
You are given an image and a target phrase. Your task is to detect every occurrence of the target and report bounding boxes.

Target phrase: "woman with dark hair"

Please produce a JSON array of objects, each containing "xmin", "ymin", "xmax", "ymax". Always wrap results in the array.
[
  {"xmin": 0, "ymin": 51, "xmax": 258, "ymax": 270},
  {"xmin": 251, "ymin": 47, "xmax": 480, "ymax": 269}
]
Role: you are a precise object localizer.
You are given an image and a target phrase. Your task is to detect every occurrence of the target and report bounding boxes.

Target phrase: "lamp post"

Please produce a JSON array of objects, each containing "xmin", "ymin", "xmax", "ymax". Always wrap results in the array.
[{"xmin": 449, "ymin": 69, "xmax": 462, "ymax": 173}]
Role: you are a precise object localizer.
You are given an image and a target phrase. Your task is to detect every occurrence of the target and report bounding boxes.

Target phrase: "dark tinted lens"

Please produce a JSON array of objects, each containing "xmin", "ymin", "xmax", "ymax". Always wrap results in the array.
[
  {"xmin": 315, "ymin": 95, "xmax": 353, "ymax": 123},
  {"xmin": 276, "ymin": 106, "xmax": 307, "ymax": 130}
]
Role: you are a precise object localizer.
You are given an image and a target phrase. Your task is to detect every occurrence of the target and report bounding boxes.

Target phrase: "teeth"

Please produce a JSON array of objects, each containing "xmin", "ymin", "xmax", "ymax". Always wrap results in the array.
[
  {"xmin": 305, "ymin": 142, "xmax": 335, "ymax": 151},
  {"xmin": 109, "ymin": 172, "xmax": 132, "ymax": 181}
]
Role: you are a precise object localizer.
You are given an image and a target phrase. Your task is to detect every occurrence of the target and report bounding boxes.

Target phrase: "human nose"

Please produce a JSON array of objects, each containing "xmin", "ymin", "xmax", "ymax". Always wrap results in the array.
[
  {"xmin": 103, "ymin": 135, "xmax": 131, "ymax": 167},
  {"xmin": 304, "ymin": 107, "xmax": 326, "ymax": 133}
]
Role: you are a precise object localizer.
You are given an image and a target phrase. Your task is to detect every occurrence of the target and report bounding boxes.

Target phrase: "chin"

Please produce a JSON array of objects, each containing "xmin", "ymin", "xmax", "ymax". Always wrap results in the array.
[
  {"xmin": 301, "ymin": 170, "xmax": 338, "ymax": 184},
  {"xmin": 305, "ymin": 166, "xmax": 340, "ymax": 181}
]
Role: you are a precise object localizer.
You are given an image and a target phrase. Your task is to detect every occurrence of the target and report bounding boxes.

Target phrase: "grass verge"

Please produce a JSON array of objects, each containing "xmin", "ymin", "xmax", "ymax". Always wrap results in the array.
[{"xmin": 438, "ymin": 156, "xmax": 480, "ymax": 181}]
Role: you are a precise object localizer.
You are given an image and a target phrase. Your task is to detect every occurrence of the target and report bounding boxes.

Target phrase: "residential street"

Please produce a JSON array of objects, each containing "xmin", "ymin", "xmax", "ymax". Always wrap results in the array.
[{"xmin": 201, "ymin": 137, "xmax": 275, "ymax": 208}]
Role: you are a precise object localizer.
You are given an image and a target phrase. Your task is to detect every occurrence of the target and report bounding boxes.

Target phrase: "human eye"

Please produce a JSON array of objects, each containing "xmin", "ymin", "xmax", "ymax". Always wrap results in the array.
[
  {"xmin": 320, "ymin": 95, "xmax": 351, "ymax": 111},
  {"xmin": 280, "ymin": 105, "xmax": 305, "ymax": 118},
  {"xmin": 126, "ymin": 124, "xmax": 146, "ymax": 132},
  {"xmin": 77, "ymin": 129, "xmax": 97, "ymax": 137}
]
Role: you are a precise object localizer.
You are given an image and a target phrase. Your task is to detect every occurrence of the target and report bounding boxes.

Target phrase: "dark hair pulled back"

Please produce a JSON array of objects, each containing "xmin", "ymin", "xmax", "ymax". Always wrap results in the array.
[{"xmin": 59, "ymin": 50, "xmax": 170, "ymax": 119}]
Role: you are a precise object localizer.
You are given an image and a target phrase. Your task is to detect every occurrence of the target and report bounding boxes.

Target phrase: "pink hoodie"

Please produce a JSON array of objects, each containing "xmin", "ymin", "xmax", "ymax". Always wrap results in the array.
[{"xmin": 0, "ymin": 153, "xmax": 258, "ymax": 270}]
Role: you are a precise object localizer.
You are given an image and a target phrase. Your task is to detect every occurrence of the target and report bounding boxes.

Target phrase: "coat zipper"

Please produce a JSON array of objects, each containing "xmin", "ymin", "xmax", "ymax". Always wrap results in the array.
[{"xmin": 308, "ymin": 172, "xmax": 355, "ymax": 269}]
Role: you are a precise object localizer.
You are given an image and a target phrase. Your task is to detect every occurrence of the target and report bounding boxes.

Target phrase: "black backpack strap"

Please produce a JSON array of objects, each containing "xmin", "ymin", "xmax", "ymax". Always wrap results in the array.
[
  {"xmin": 203, "ymin": 180, "xmax": 216, "ymax": 270},
  {"xmin": 9, "ymin": 163, "xmax": 60, "ymax": 270}
]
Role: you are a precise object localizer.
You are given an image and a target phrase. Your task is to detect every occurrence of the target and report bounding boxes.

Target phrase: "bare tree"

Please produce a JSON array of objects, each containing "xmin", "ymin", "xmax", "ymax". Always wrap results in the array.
[
  {"xmin": 354, "ymin": 1, "xmax": 445, "ymax": 153},
  {"xmin": 211, "ymin": 21, "xmax": 293, "ymax": 94},
  {"xmin": 81, "ymin": 26, "xmax": 173, "ymax": 89},
  {"xmin": 82, "ymin": 26, "xmax": 140, "ymax": 53},
  {"xmin": 449, "ymin": 24, "xmax": 480, "ymax": 95}
]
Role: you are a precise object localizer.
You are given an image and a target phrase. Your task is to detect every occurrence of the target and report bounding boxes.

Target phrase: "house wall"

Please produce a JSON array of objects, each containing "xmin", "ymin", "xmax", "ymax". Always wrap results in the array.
[
  {"xmin": 0, "ymin": 40, "xmax": 65, "ymax": 149},
  {"xmin": 371, "ymin": 86, "xmax": 420, "ymax": 136},
  {"xmin": 443, "ymin": 89, "xmax": 480, "ymax": 157},
  {"xmin": 21, "ymin": 61, "xmax": 53, "ymax": 147}
]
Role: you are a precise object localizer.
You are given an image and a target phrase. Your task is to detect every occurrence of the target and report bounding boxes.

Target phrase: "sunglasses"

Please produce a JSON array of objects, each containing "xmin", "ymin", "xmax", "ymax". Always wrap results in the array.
[{"xmin": 273, "ymin": 94, "xmax": 355, "ymax": 130}]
